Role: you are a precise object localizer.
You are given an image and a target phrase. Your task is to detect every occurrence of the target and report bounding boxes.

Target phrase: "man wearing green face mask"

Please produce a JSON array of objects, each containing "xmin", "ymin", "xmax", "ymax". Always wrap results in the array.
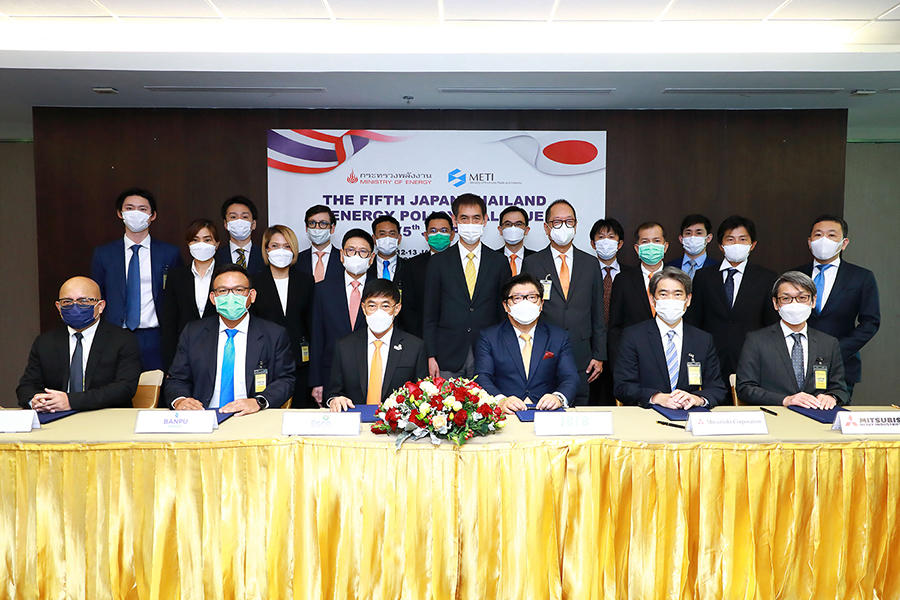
[
  {"xmin": 163, "ymin": 264, "xmax": 295, "ymax": 414},
  {"xmin": 402, "ymin": 211, "xmax": 455, "ymax": 338}
]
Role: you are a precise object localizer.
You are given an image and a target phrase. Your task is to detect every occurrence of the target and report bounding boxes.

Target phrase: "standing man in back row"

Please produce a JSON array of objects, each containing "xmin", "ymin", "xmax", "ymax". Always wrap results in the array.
[
  {"xmin": 215, "ymin": 195, "xmax": 265, "ymax": 274},
  {"xmin": 666, "ymin": 213, "xmax": 718, "ymax": 279}
]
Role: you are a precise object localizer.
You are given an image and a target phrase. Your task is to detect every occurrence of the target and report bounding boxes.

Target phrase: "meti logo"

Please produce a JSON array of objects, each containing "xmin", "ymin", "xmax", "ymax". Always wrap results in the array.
[
  {"xmin": 347, "ymin": 170, "xmax": 358, "ymax": 184},
  {"xmin": 448, "ymin": 168, "xmax": 466, "ymax": 187}
]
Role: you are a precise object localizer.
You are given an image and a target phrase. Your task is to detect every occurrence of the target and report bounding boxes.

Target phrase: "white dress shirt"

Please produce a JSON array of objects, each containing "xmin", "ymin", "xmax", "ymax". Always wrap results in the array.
[
  {"xmin": 504, "ymin": 246, "xmax": 524, "ymax": 275},
  {"xmin": 229, "ymin": 240, "xmax": 253, "ymax": 264},
  {"xmin": 191, "ymin": 259, "xmax": 214, "ymax": 317},
  {"xmin": 780, "ymin": 321, "xmax": 809, "ymax": 375},
  {"xmin": 551, "ymin": 246, "xmax": 574, "ymax": 281},
  {"xmin": 208, "ymin": 314, "xmax": 250, "ymax": 409},
  {"xmin": 274, "ymin": 276, "xmax": 289, "ymax": 316},
  {"xmin": 457, "ymin": 241, "xmax": 483, "ymax": 274},
  {"xmin": 640, "ymin": 262, "xmax": 661, "ymax": 291},
  {"xmin": 600, "ymin": 259, "xmax": 621, "ymax": 282},
  {"xmin": 512, "ymin": 322, "xmax": 568, "ymax": 406},
  {"xmin": 123, "ymin": 235, "xmax": 158, "ymax": 328},
  {"xmin": 310, "ymin": 244, "xmax": 332, "ymax": 273},
  {"xmin": 812, "ymin": 258, "xmax": 840, "ymax": 308},
  {"xmin": 375, "ymin": 254, "xmax": 398, "ymax": 280},
  {"xmin": 367, "ymin": 327, "xmax": 394, "ymax": 385},
  {"xmin": 719, "ymin": 258, "xmax": 748, "ymax": 306},
  {"xmin": 655, "ymin": 317, "xmax": 684, "ymax": 371},
  {"xmin": 66, "ymin": 319, "xmax": 100, "ymax": 393},
  {"xmin": 344, "ymin": 271, "xmax": 367, "ymax": 306}
]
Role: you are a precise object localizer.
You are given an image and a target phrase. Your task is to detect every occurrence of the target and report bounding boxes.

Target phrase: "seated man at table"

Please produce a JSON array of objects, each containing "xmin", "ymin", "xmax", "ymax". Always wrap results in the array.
[
  {"xmin": 17, "ymin": 276, "xmax": 142, "ymax": 412},
  {"xmin": 163, "ymin": 264, "xmax": 295, "ymax": 414},
  {"xmin": 327, "ymin": 279, "xmax": 427, "ymax": 411},
  {"xmin": 614, "ymin": 267, "xmax": 726, "ymax": 408},
  {"xmin": 736, "ymin": 271, "xmax": 848, "ymax": 408},
  {"xmin": 474, "ymin": 273, "xmax": 578, "ymax": 413}
]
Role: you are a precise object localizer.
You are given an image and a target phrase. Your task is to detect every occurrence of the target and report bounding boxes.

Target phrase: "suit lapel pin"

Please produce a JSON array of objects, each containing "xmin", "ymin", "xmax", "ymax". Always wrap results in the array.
[{"xmin": 394, "ymin": 343, "xmax": 403, "ymax": 351}]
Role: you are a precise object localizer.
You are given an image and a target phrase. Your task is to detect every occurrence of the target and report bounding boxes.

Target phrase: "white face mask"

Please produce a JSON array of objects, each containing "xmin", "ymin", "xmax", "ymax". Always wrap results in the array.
[
  {"xmin": 456, "ymin": 223, "xmax": 484, "ymax": 245},
  {"xmin": 594, "ymin": 238, "xmax": 619, "ymax": 261},
  {"xmin": 267, "ymin": 248, "xmax": 293, "ymax": 269},
  {"xmin": 122, "ymin": 210, "xmax": 150, "ymax": 233},
  {"xmin": 654, "ymin": 299, "xmax": 687, "ymax": 325},
  {"xmin": 307, "ymin": 227, "xmax": 331, "ymax": 246},
  {"xmin": 723, "ymin": 243, "xmax": 752, "ymax": 263},
  {"xmin": 375, "ymin": 236, "xmax": 399, "ymax": 256},
  {"xmin": 810, "ymin": 237, "xmax": 843, "ymax": 261},
  {"xmin": 509, "ymin": 300, "xmax": 541, "ymax": 326},
  {"xmin": 550, "ymin": 224, "xmax": 576, "ymax": 246},
  {"xmin": 343, "ymin": 254, "xmax": 370, "ymax": 276},
  {"xmin": 366, "ymin": 308, "xmax": 394, "ymax": 334},
  {"xmin": 226, "ymin": 219, "xmax": 252, "ymax": 241},
  {"xmin": 779, "ymin": 302, "xmax": 812, "ymax": 325},
  {"xmin": 189, "ymin": 242, "xmax": 217, "ymax": 262},
  {"xmin": 681, "ymin": 236, "xmax": 707, "ymax": 256},
  {"xmin": 501, "ymin": 226, "xmax": 525, "ymax": 245}
]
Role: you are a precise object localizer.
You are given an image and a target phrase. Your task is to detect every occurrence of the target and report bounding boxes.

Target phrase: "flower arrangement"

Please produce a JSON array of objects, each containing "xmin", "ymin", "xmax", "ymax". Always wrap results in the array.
[{"xmin": 371, "ymin": 376, "xmax": 507, "ymax": 446}]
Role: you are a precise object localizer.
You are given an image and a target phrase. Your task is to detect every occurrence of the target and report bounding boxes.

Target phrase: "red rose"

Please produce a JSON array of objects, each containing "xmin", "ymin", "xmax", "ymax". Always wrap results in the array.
[
  {"xmin": 372, "ymin": 421, "xmax": 388, "ymax": 434},
  {"xmin": 430, "ymin": 397, "xmax": 443, "ymax": 409},
  {"xmin": 453, "ymin": 387, "xmax": 468, "ymax": 402},
  {"xmin": 453, "ymin": 409, "xmax": 468, "ymax": 426},
  {"xmin": 477, "ymin": 403, "xmax": 493, "ymax": 417},
  {"xmin": 493, "ymin": 407, "xmax": 502, "ymax": 418},
  {"xmin": 385, "ymin": 407, "xmax": 399, "ymax": 423},
  {"xmin": 405, "ymin": 382, "xmax": 423, "ymax": 400},
  {"xmin": 433, "ymin": 377, "xmax": 446, "ymax": 389}
]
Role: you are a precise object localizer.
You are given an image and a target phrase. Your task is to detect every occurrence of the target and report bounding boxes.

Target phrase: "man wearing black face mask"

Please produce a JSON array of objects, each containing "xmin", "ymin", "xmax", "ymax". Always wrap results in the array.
[{"xmin": 17, "ymin": 276, "xmax": 142, "ymax": 411}]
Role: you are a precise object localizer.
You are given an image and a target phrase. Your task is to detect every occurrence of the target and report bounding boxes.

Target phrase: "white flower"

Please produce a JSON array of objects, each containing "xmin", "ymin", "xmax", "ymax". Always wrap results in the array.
[
  {"xmin": 496, "ymin": 419, "xmax": 507, "ymax": 429},
  {"xmin": 419, "ymin": 404, "xmax": 431, "ymax": 416},
  {"xmin": 452, "ymin": 400, "xmax": 463, "ymax": 411},
  {"xmin": 432, "ymin": 413, "xmax": 448, "ymax": 430},
  {"xmin": 442, "ymin": 396, "xmax": 455, "ymax": 408},
  {"xmin": 419, "ymin": 381, "xmax": 439, "ymax": 396}
]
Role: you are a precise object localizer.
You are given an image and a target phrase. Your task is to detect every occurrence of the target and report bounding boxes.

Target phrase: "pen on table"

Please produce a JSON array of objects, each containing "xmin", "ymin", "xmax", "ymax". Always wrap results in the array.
[
  {"xmin": 759, "ymin": 407, "xmax": 778, "ymax": 416},
  {"xmin": 657, "ymin": 420, "xmax": 686, "ymax": 430},
  {"xmin": 892, "ymin": 404, "xmax": 899, "ymax": 410}
]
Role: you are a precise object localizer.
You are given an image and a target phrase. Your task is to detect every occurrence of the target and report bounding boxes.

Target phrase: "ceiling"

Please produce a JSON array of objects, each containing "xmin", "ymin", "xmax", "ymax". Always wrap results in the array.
[{"xmin": 0, "ymin": 0, "xmax": 898, "ymax": 140}]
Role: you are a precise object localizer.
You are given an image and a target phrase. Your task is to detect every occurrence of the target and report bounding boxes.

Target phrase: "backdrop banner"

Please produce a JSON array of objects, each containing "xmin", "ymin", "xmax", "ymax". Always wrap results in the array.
[{"xmin": 267, "ymin": 129, "xmax": 607, "ymax": 257}]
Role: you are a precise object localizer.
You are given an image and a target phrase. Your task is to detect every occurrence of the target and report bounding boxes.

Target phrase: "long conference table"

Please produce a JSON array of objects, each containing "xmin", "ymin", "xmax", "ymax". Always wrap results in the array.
[{"xmin": 1, "ymin": 405, "xmax": 898, "ymax": 600}]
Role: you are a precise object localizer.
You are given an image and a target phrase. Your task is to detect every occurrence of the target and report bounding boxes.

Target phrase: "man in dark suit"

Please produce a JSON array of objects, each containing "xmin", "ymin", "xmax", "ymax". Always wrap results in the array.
[
  {"xmin": 91, "ymin": 187, "xmax": 182, "ymax": 371},
  {"xmin": 326, "ymin": 279, "xmax": 428, "ymax": 410},
  {"xmin": 665, "ymin": 213, "xmax": 719, "ymax": 279},
  {"xmin": 737, "ymin": 271, "xmax": 849, "ymax": 407},
  {"xmin": 402, "ymin": 211, "xmax": 455, "ymax": 338},
  {"xmin": 214, "ymin": 195, "xmax": 264, "ymax": 274},
  {"xmin": 309, "ymin": 228, "xmax": 374, "ymax": 405},
  {"xmin": 475, "ymin": 273, "xmax": 578, "ymax": 412},
  {"xmin": 522, "ymin": 199, "xmax": 606, "ymax": 405},
  {"xmin": 296, "ymin": 204, "xmax": 343, "ymax": 284},
  {"xmin": 17, "ymin": 276, "xmax": 141, "ymax": 411},
  {"xmin": 497, "ymin": 206, "xmax": 535, "ymax": 276},
  {"xmin": 791, "ymin": 215, "xmax": 879, "ymax": 398},
  {"xmin": 686, "ymin": 215, "xmax": 778, "ymax": 382},
  {"xmin": 614, "ymin": 267, "xmax": 726, "ymax": 408},
  {"xmin": 424, "ymin": 194, "xmax": 512, "ymax": 379},
  {"xmin": 164, "ymin": 264, "xmax": 295, "ymax": 413}
]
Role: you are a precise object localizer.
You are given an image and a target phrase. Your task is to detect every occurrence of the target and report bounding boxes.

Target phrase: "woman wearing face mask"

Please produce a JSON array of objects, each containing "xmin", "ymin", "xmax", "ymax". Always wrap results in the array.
[
  {"xmin": 252, "ymin": 225, "xmax": 316, "ymax": 408},
  {"xmin": 160, "ymin": 219, "xmax": 220, "ymax": 372}
]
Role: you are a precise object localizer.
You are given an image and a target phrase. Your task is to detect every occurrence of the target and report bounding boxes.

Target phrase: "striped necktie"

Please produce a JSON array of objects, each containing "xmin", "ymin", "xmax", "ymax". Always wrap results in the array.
[{"xmin": 665, "ymin": 330, "xmax": 679, "ymax": 392}]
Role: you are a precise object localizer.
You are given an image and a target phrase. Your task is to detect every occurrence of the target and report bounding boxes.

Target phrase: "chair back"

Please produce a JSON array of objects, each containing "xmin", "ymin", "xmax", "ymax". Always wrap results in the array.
[
  {"xmin": 729, "ymin": 373, "xmax": 746, "ymax": 406},
  {"xmin": 132, "ymin": 370, "xmax": 164, "ymax": 408}
]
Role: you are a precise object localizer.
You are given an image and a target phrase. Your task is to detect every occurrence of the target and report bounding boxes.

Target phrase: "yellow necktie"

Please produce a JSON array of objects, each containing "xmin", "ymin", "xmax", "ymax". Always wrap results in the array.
[
  {"xmin": 509, "ymin": 253, "xmax": 518, "ymax": 276},
  {"xmin": 367, "ymin": 340, "xmax": 384, "ymax": 405},
  {"xmin": 559, "ymin": 254, "xmax": 570, "ymax": 299},
  {"xmin": 236, "ymin": 248, "xmax": 247, "ymax": 268},
  {"xmin": 520, "ymin": 333, "xmax": 532, "ymax": 377},
  {"xmin": 465, "ymin": 252, "xmax": 477, "ymax": 297}
]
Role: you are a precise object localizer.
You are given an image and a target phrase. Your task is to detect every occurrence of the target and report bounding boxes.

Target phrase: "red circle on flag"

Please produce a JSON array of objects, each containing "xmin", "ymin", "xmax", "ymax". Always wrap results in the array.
[{"xmin": 542, "ymin": 140, "xmax": 598, "ymax": 165}]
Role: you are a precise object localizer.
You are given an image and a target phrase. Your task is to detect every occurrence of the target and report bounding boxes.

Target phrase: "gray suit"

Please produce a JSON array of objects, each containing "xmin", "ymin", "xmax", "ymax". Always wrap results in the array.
[
  {"xmin": 736, "ymin": 322, "xmax": 849, "ymax": 406},
  {"xmin": 522, "ymin": 246, "xmax": 607, "ymax": 405}
]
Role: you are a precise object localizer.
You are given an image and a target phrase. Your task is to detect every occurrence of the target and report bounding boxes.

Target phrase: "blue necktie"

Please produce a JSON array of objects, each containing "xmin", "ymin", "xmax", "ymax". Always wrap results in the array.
[
  {"xmin": 724, "ymin": 268, "xmax": 737, "ymax": 308},
  {"xmin": 69, "ymin": 332, "xmax": 84, "ymax": 393},
  {"xmin": 665, "ymin": 330, "xmax": 679, "ymax": 392},
  {"xmin": 382, "ymin": 260, "xmax": 391, "ymax": 280},
  {"xmin": 218, "ymin": 329, "xmax": 238, "ymax": 409},
  {"xmin": 686, "ymin": 259, "xmax": 697, "ymax": 279},
  {"xmin": 125, "ymin": 245, "xmax": 141, "ymax": 330},
  {"xmin": 814, "ymin": 264, "xmax": 832, "ymax": 313}
]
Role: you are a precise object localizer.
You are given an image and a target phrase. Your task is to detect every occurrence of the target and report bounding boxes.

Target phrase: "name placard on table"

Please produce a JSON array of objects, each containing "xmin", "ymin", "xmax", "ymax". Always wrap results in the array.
[
  {"xmin": 134, "ymin": 410, "xmax": 219, "ymax": 434},
  {"xmin": 832, "ymin": 411, "xmax": 900, "ymax": 434},
  {"xmin": 0, "ymin": 410, "xmax": 40, "ymax": 433},
  {"xmin": 283, "ymin": 411, "xmax": 361, "ymax": 436},
  {"xmin": 686, "ymin": 412, "xmax": 768, "ymax": 436},
  {"xmin": 534, "ymin": 411, "xmax": 613, "ymax": 436}
]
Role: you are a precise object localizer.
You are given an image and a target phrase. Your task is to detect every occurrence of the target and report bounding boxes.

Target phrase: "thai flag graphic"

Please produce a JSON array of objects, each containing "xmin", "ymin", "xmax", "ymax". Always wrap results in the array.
[
  {"xmin": 499, "ymin": 134, "xmax": 606, "ymax": 176},
  {"xmin": 267, "ymin": 129, "xmax": 405, "ymax": 174}
]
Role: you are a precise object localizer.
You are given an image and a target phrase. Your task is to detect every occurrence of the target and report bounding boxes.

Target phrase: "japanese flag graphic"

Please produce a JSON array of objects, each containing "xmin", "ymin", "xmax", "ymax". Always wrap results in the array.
[{"xmin": 499, "ymin": 133, "xmax": 606, "ymax": 176}]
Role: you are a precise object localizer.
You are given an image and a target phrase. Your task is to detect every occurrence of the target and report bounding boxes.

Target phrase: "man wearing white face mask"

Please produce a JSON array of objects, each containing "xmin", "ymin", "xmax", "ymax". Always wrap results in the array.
[
  {"xmin": 91, "ymin": 187, "xmax": 182, "ymax": 371},
  {"xmin": 687, "ymin": 215, "xmax": 778, "ymax": 383},
  {"xmin": 614, "ymin": 267, "xmax": 726, "ymax": 409},
  {"xmin": 737, "ymin": 271, "xmax": 848, "ymax": 408},
  {"xmin": 475, "ymin": 274, "xmax": 578, "ymax": 413},
  {"xmin": 368, "ymin": 214, "xmax": 409, "ymax": 284},
  {"xmin": 326, "ymin": 279, "xmax": 427, "ymax": 411},
  {"xmin": 497, "ymin": 206, "xmax": 534, "ymax": 275},
  {"xmin": 214, "ymin": 195, "xmax": 264, "ymax": 274},
  {"xmin": 665, "ymin": 214, "xmax": 718, "ymax": 279},
  {"xmin": 296, "ymin": 204, "xmax": 342, "ymax": 284}
]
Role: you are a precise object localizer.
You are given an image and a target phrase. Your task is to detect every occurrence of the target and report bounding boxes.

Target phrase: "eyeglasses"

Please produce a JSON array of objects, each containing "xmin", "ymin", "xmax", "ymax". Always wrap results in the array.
[
  {"xmin": 548, "ymin": 219, "xmax": 576, "ymax": 229},
  {"xmin": 506, "ymin": 293, "xmax": 541, "ymax": 304},
  {"xmin": 57, "ymin": 298, "xmax": 99, "ymax": 308},
  {"xmin": 777, "ymin": 294, "xmax": 811, "ymax": 306},
  {"xmin": 364, "ymin": 301, "xmax": 396, "ymax": 312},
  {"xmin": 212, "ymin": 286, "xmax": 250, "ymax": 296},
  {"xmin": 501, "ymin": 221, "xmax": 527, "ymax": 229},
  {"xmin": 306, "ymin": 220, "xmax": 333, "ymax": 229},
  {"xmin": 343, "ymin": 248, "xmax": 371, "ymax": 258}
]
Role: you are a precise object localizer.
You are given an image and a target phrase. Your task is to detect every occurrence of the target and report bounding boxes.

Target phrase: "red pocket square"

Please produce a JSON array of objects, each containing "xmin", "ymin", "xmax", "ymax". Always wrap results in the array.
[{"xmin": 543, "ymin": 351, "xmax": 555, "ymax": 360}]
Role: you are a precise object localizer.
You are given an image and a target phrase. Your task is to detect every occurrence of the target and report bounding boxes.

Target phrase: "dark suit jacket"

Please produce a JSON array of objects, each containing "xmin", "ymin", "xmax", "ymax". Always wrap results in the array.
[
  {"xmin": 475, "ymin": 319, "xmax": 579, "ymax": 404},
  {"xmin": 613, "ymin": 319, "xmax": 726, "ymax": 408},
  {"xmin": 159, "ymin": 264, "xmax": 216, "ymax": 371},
  {"xmin": 309, "ymin": 274, "xmax": 366, "ymax": 388},
  {"xmin": 163, "ymin": 315, "xmax": 295, "ymax": 408},
  {"xmin": 423, "ymin": 244, "xmax": 512, "ymax": 372},
  {"xmin": 522, "ymin": 247, "xmax": 607, "ymax": 403},
  {"xmin": 91, "ymin": 237, "xmax": 182, "ymax": 327},
  {"xmin": 736, "ymin": 323, "xmax": 849, "ymax": 405},
  {"xmin": 608, "ymin": 265, "xmax": 653, "ymax": 364},
  {"xmin": 296, "ymin": 246, "xmax": 343, "ymax": 283},
  {"xmin": 685, "ymin": 262, "xmax": 779, "ymax": 378},
  {"xmin": 326, "ymin": 327, "xmax": 428, "ymax": 405},
  {"xmin": 402, "ymin": 251, "xmax": 432, "ymax": 337},
  {"xmin": 215, "ymin": 242, "xmax": 264, "ymax": 275},
  {"xmin": 665, "ymin": 254, "xmax": 719, "ymax": 274},
  {"xmin": 793, "ymin": 261, "xmax": 880, "ymax": 384},
  {"xmin": 251, "ymin": 265, "xmax": 315, "ymax": 359},
  {"xmin": 16, "ymin": 320, "xmax": 142, "ymax": 410}
]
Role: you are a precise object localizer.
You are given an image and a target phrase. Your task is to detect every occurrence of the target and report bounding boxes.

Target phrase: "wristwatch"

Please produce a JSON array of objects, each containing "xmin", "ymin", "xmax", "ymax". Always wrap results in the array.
[{"xmin": 255, "ymin": 396, "xmax": 268, "ymax": 410}]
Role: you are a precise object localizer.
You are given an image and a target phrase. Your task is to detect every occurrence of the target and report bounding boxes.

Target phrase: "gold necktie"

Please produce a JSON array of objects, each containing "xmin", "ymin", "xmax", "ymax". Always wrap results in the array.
[
  {"xmin": 559, "ymin": 254, "xmax": 570, "ymax": 299},
  {"xmin": 520, "ymin": 333, "xmax": 532, "ymax": 377},
  {"xmin": 236, "ymin": 248, "xmax": 247, "ymax": 268},
  {"xmin": 367, "ymin": 340, "xmax": 384, "ymax": 405},
  {"xmin": 465, "ymin": 252, "xmax": 477, "ymax": 297},
  {"xmin": 509, "ymin": 253, "xmax": 518, "ymax": 276}
]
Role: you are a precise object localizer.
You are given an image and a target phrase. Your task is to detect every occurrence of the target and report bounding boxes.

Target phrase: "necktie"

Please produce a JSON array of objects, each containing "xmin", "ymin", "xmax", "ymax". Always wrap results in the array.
[
  {"xmin": 790, "ymin": 333, "xmax": 805, "ymax": 390},
  {"xmin": 235, "ymin": 248, "xmax": 247, "ymax": 268},
  {"xmin": 724, "ymin": 268, "xmax": 738, "ymax": 308},
  {"xmin": 464, "ymin": 252, "xmax": 477, "ymax": 298},
  {"xmin": 602, "ymin": 266, "xmax": 612, "ymax": 325},
  {"xmin": 509, "ymin": 253, "xmax": 518, "ymax": 277},
  {"xmin": 348, "ymin": 280, "xmax": 361, "ymax": 329},
  {"xmin": 687, "ymin": 259, "xmax": 697, "ymax": 279},
  {"xmin": 520, "ymin": 333, "xmax": 532, "ymax": 378},
  {"xmin": 382, "ymin": 260, "xmax": 391, "ymax": 280},
  {"xmin": 814, "ymin": 264, "xmax": 833, "ymax": 313},
  {"xmin": 313, "ymin": 251, "xmax": 326, "ymax": 282},
  {"xmin": 69, "ymin": 332, "xmax": 84, "ymax": 393},
  {"xmin": 646, "ymin": 274, "xmax": 656, "ymax": 317},
  {"xmin": 218, "ymin": 329, "xmax": 238, "ymax": 409},
  {"xmin": 367, "ymin": 340, "xmax": 384, "ymax": 405},
  {"xmin": 125, "ymin": 245, "xmax": 141, "ymax": 330},
  {"xmin": 665, "ymin": 330, "xmax": 679, "ymax": 392},
  {"xmin": 559, "ymin": 254, "xmax": 570, "ymax": 299}
]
